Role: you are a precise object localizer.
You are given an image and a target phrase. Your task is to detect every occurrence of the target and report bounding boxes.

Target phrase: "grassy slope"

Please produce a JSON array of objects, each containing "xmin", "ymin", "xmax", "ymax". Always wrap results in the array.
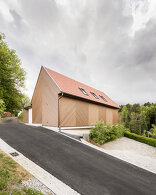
[{"xmin": 0, "ymin": 150, "xmax": 43, "ymax": 195}]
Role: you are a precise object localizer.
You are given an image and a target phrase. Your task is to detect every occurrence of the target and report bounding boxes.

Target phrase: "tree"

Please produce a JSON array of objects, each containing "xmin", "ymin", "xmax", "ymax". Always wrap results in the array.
[
  {"xmin": 132, "ymin": 104, "xmax": 140, "ymax": 113},
  {"xmin": 22, "ymin": 94, "xmax": 31, "ymax": 107},
  {"xmin": 0, "ymin": 99, "xmax": 5, "ymax": 115},
  {"xmin": 0, "ymin": 33, "xmax": 26, "ymax": 115},
  {"xmin": 119, "ymin": 103, "xmax": 156, "ymax": 135},
  {"xmin": 144, "ymin": 102, "xmax": 151, "ymax": 107},
  {"xmin": 150, "ymin": 125, "xmax": 156, "ymax": 139}
]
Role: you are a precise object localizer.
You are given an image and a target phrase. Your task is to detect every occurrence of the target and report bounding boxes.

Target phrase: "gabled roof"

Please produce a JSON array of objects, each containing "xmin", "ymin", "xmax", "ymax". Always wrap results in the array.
[{"xmin": 44, "ymin": 66, "xmax": 119, "ymax": 109}]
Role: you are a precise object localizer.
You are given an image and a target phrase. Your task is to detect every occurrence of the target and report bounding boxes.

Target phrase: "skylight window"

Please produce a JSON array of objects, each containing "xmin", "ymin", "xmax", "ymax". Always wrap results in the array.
[
  {"xmin": 90, "ymin": 92, "xmax": 99, "ymax": 99},
  {"xmin": 79, "ymin": 87, "xmax": 89, "ymax": 96},
  {"xmin": 99, "ymin": 95, "xmax": 107, "ymax": 102}
]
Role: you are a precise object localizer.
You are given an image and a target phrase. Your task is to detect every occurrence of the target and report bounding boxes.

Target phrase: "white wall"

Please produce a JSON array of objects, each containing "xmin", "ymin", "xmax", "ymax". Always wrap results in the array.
[{"xmin": 28, "ymin": 108, "xmax": 32, "ymax": 124}]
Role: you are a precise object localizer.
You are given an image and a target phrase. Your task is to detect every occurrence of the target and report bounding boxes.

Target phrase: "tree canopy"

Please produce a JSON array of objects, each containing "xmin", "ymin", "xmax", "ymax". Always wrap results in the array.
[
  {"xmin": 119, "ymin": 102, "xmax": 156, "ymax": 136},
  {"xmin": 0, "ymin": 33, "xmax": 27, "ymax": 115},
  {"xmin": 0, "ymin": 99, "xmax": 5, "ymax": 115}
]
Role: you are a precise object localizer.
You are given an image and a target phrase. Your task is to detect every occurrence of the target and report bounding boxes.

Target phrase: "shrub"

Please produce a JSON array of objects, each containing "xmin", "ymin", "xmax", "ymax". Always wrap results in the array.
[
  {"xmin": 89, "ymin": 120, "xmax": 126, "ymax": 145},
  {"xmin": 124, "ymin": 131, "xmax": 156, "ymax": 147},
  {"xmin": 129, "ymin": 120, "xmax": 141, "ymax": 135},
  {"xmin": 18, "ymin": 112, "xmax": 23, "ymax": 119},
  {"xmin": 0, "ymin": 99, "xmax": 5, "ymax": 115},
  {"xmin": 150, "ymin": 124, "xmax": 156, "ymax": 139}
]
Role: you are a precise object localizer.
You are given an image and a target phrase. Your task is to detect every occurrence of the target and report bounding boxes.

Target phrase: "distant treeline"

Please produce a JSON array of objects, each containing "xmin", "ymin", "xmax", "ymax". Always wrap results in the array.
[{"xmin": 119, "ymin": 102, "xmax": 156, "ymax": 135}]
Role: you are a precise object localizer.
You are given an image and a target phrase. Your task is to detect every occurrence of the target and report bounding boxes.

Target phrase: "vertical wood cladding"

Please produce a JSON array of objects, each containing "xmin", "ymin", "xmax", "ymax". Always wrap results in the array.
[
  {"xmin": 42, "ymin": 69, "xmax": 60, "ymax": 126},
  {"xmin": 31, "ymin": 67, "xmax": 60, "ymax": 125},
  {"xmin": 60, "ymin": 97, "xmax": 76, "ymax": 126},
  {"xmin": 60, "ymin": 96, "xmax": 118, "ymax": 127},
  {"xmin": 31, "ymin": 69, "xmax": 43, "ymax": 124}
]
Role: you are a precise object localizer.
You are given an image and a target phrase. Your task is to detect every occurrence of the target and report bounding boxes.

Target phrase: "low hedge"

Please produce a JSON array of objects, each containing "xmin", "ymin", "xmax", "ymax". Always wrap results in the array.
[{"xmin": 124, "ymin": 131, "xmax": 156, "ymax": 147}]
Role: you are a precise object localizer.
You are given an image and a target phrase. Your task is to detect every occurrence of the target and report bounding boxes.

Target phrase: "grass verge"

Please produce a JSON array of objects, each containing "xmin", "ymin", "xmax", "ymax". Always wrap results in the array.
[
  {"xmin": 0, "ymin": 150, "xmax": 43, "ymax": 195},
  {"xmin": 124, "ymin": 131, "xmax": 156, "ymax": 147}
]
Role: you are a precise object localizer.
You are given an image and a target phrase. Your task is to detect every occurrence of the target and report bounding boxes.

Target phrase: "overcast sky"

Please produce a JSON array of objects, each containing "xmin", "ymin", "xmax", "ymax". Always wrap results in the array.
[{"xmin": 0, "ymin": 0, "xmax": 156, "ymax": 105}]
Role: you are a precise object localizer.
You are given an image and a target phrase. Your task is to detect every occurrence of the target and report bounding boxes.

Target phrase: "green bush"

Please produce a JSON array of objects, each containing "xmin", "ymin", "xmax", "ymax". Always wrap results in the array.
[
  {"xmin": 124, "ymin": 131, "xmax": 156, "ymax": 147},
  {"xmin": 129, "ymin": 120, "xmax": 141, "ymax": 135},
  {"xmin": 150, "ymin": 124, "xmax": 156, "ymax": 139},
  {"xmin": 0, "ymin": 99, "xmax": 5, "ymax": 115},
  {"xmin": 89, "ymin": 121, "xmax": 126, "ymax": 145},
  {"xmin": 18, "ymin": 112, "xmax": 23, "ymax": 119}
]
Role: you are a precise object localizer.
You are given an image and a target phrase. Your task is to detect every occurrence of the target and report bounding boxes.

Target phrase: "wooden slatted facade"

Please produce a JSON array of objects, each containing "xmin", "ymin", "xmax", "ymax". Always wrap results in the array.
[{"xmin": 60, "ymin": 96, "xmax": 118, "ymax": 127}]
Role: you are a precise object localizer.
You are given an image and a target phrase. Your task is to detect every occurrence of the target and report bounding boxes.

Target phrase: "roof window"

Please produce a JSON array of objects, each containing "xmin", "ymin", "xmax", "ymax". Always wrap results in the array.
[
  {"xmin": 90, "ymin": 92, "xmax": 99, "ymax": 99},
  {"xmin": 99, "ymin": 95, "xmax": 107, "ymax": 102},
  {"xmin": 79, "ymin": 87, "xmax": 89, "ymax": 96}
]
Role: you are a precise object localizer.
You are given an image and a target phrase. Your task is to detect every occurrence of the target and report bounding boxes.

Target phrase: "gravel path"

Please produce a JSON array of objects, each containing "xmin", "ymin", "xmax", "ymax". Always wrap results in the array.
[
  {"xmin": 100, "ymin": 137, "xmax": 156, "ymax": 174},
  {"xmin": 23, "ymin": 177, "xmax": 55, "ymax": 195}
]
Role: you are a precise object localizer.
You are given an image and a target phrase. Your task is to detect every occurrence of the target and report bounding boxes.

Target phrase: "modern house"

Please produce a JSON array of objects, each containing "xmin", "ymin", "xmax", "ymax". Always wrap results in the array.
[{"xmin": 24, "ymin": 66, "xmax": 119, "ymax": 128}]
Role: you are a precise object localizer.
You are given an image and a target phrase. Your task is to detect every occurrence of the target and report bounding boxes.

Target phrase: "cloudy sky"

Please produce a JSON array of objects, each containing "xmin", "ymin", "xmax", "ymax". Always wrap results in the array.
[{"xmin": 0, "ymin": 0, "xmax": 156, "ymax": 105}]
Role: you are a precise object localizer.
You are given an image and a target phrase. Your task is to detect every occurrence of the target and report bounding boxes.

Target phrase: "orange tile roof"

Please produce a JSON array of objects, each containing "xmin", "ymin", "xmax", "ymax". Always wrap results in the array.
[{"xmin": 44, "ymin": 67, "xmax": 119, "ymax": 109}]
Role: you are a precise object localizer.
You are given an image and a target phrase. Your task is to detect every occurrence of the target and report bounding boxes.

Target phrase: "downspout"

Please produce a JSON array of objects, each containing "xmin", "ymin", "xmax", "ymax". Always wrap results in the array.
[{"xmin": 58, "ymin": 92, "xmax": 63, "ymax": 132}]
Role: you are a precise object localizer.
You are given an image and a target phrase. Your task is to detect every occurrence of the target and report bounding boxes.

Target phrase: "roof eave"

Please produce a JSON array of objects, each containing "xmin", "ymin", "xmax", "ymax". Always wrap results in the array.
[{"xmin": 58, "ymin": 92, "xmax": 119, "ymax": 109}]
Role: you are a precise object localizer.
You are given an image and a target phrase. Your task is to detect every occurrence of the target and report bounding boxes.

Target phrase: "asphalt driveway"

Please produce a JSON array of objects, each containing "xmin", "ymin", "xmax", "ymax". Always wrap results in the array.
[{"xmin": 0, "ymin": 121, "xmax": 156, "ymax": 195}]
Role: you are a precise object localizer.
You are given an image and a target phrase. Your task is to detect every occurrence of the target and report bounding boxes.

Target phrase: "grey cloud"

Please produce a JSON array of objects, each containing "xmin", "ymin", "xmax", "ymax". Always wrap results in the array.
[
  {"xmin": 0, "ymin": 0, "xmax": 156, "ymax": 105},
  {"xmin": 17, "ymin": 0, "xmax": 59, "ymax": 32},
  {"xmin": 9, "ymin": 10, "xmax": 22, "ymax": 26}
]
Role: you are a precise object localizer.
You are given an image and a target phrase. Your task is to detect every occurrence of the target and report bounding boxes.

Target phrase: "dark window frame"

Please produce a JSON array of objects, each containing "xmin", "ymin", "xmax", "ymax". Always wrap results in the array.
[
  {"xmin": 79, "ymin": 87, "xmax": 89, "ymax": 96},
  {"xmin": 99, "ymin": 95, "xmax": 107, "ymax": 102},
  {"xmin": 90, "ymin": 91, "xmax": 99, "ymax": 99}
]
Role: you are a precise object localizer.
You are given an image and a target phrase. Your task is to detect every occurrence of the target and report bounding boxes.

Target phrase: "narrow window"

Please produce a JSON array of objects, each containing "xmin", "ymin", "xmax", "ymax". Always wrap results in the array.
[
  {"xmin": 90, "ymin": 92, "xmax": 99, "ymax": 99},
  {"xmin": 79, "ymin": 87, "xmax": 89, "ymax": 96},
  {"xmin": 99, "ymin": 95, "xmax": 107, "ymax": 102}
]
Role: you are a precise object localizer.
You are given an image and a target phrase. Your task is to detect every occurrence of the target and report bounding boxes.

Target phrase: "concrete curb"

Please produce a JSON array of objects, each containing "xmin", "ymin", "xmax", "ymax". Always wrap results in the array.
[{"xmin": 0, "ymin": 138, "xmax": 80, "ymax": 195}]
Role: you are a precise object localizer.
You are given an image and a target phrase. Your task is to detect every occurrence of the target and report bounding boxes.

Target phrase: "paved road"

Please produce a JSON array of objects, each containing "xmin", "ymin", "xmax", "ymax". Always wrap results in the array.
[{"xmin": 0, "ymin": 122, "xmax": 156, "ymax": 195}]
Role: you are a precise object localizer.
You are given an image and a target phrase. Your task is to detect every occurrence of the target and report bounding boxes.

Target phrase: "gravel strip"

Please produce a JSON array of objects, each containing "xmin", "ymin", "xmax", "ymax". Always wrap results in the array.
[
  {"xmin": 23, "ymin": 177, "xmax": 55, "ymax": 195},
  {"xmin": 100, "ymin": 137, "xmax": 156, "ymax": 174}
]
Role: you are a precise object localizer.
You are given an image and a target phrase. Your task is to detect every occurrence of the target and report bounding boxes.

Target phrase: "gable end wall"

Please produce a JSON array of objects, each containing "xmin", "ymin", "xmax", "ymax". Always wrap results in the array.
[
  {"xmin": 31, "ymin": 67, "xmax": 60, "ymax": 126},
  {"xmin": 42, "ymin": 68, "xmax": 60, "ymax": 126},
  {"xmin": 31, "ymin": 68, "xmax": 43, "ymax": 124}
]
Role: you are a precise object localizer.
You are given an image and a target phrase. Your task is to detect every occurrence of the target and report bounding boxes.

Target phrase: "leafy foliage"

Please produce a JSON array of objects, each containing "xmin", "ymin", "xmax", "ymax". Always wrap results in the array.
[
  {"xmin": 22, "ymin": 94, "xmax": 31, "ymax": 108},
  {"xmin": 0, "ymin": 33, "xmax": 26, "ymax": 115},
  {"xmin": 18, "ymin": 112, "xmax": 23, "ymax": 119},
  {"xmin": 124, "ymin": 131, "xmax": 156, "ymax": 147},
  {"xmin": 150, "ymin": 125, "xmax": 156, "ymax": 139},
  {"xmin": 0, "ymin": 99, "xmax": 5, "ymax": 115},
  {"xmin": 89, "ymin": 120, "xmax": 126, "ymax": 145},
  {"xmin": 119, "ymin": 103, "xmax": 156, "ymax": 135}
]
